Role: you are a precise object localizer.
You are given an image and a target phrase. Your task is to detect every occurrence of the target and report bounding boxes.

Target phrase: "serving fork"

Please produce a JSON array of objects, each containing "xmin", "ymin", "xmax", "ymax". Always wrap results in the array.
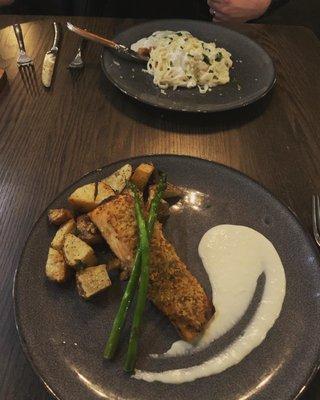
[
  {"xmin": 13, "ymin": 23, "xmax": 33, "ymax": 67},
  {"xmin": 312, "ymin": 195, "xmax": 320, "ymax": 247}
]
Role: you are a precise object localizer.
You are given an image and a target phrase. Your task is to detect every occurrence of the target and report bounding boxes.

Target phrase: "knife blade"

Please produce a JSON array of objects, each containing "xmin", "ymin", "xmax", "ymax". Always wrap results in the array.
[{"xmin": 42, "ymin": 22, "xmax": 60, "ymax": 88}]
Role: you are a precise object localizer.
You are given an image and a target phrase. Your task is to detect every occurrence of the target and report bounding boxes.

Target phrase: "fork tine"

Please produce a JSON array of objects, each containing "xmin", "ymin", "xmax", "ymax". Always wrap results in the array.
[
  {"xmin": 19, "ymin": 65, "xmax": 39, "ymax": 97},
  {"xmin": 69, "ymin": 67, "xmax": 83, "ymax": 85},
  {"xmin": 316, "ymin": 195, "xmax": 320, "ymax": 232},
  {"xmin": 23, "ymin": 66, "xmax": 36, "ymax": 97},
  {"xmin": 19, "ymin": 66, "xmax": 31, "ymax": 95},
  {"xmin": 27, "ymin": 64, "xmax": 40, "ymax": 95},
  {"xmin": 312, "ymin": 195, "xmax": 320, "ymax": 246}
]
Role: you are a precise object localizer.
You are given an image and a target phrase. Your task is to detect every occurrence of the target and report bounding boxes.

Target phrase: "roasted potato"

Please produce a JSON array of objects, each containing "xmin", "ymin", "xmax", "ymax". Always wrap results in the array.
[
  {"xmin": 63, "ymin": 233, "xmax": 97, "ymax": 268},
  {"xmin": 76, "ymin": 214, "xmax": 103, "ymax": 245},
  {"xmin": 76, "ymin": 264, "xmax": 111, "ymax": 299},
  {"xmin": 48, "ymin": 208, "xmax": 73, "ymax": 225},
  {"xmin": 45, "ymin": 247, "xmax": 68, "ymax": 283},
  {"xmin": 131, "ymin": 163, "xmax": 154, "ymax": 191},
  {"xmin": 68, "ymin": 181, "xmax": 114, "ymax": 212},
  {"xmin": 102, "ymin": 164, "xmax": 133, "ymax": 193},
  {"xmin": 51, "ymin": 219, "xmax": 76, "ymax": 250}
]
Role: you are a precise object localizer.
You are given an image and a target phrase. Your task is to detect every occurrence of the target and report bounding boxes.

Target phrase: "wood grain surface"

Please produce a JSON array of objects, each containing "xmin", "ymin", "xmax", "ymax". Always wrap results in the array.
[{"xmin": 0, "ymin": 15, "xmax": 320, "ymax": 400}]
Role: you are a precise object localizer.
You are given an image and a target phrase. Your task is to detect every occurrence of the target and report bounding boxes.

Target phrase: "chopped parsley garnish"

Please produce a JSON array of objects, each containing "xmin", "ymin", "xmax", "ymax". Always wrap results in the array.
[
  {"xmin": 170, "ymin": 61, "xmax": 173, "ymax": 66},
  {"xmin": 187, "ymin": 54, "xmax": 194, "ymax": 58},
  {"xmin": 202, "ymin": 54, "xmax": 211, "ymax": 65},
  {"xmin": 176, "ymin": 32, "xmax": 183, "ymax": 36},
  {"xmin": 215, "ymin": 52, "xmax": 223, "ymax": 62}
]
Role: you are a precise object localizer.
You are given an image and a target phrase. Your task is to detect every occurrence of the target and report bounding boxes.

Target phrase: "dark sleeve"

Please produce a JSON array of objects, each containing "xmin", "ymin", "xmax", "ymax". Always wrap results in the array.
[{"xmin": 266, "ymin": 0, "xmax": 290, "ymax": 14}]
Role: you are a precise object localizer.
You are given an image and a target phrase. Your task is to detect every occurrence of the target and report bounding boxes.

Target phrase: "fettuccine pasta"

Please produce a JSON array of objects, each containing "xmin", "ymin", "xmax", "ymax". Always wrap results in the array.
[{"xmin": 131, "ymin": 31, "xmax": 233, "ymax": 93}]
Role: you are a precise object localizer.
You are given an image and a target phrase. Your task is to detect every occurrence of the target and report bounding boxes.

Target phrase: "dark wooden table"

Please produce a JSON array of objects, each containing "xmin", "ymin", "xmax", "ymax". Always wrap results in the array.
[{"xmin": 1, "ymin": 15, "xmax": 320, "ymax": 400}]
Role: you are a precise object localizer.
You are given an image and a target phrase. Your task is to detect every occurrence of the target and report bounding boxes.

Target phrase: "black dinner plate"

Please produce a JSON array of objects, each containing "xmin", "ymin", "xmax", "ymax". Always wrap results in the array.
[
  {"xmin": 14, "ymin": 155, "xmax": 320, "ymax": 400},
  {"xmin": 101, "ymin": 20, "xmax": 276, "ymax": 112}
]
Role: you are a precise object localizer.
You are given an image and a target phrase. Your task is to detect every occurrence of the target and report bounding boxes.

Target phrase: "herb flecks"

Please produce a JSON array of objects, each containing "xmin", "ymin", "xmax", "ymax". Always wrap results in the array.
[
  {"xmin": 215, "ymin": 52, "xmax": 223, "ymax": 62},
  {"xmin": 202, "ymin": 54, "xmax": 211, "ymax": 65}
]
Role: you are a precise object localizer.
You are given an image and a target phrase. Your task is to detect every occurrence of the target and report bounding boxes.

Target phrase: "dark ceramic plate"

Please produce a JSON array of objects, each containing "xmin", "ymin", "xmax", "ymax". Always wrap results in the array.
[
  {"xmin": 101, "ymin": 20, "xmax": 275, "ymax": 112},
  {"xmin": 14, "ymin": 155, "xmax": 320, "ymax": 400}
]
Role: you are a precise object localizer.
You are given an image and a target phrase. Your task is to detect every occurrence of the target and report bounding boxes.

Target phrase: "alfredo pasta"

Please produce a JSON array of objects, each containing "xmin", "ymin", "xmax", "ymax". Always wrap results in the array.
[{"xmin": 131, "ymin": 31, "xmax": 233, "ymax": 93}]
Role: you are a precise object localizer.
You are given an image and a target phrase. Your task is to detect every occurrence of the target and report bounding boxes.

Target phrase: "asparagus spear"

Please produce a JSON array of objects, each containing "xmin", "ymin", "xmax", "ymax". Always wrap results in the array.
[
  {"xmin": 124, "ymin": 183, "xmax": 149, "ymax": 373},
  {"xmin": 103, "ymin": 174, "xmax": 167, "ymax": 360},
  {"xmin": 103, "ymin": 249, "xmax": 141, "ymax": 359}
]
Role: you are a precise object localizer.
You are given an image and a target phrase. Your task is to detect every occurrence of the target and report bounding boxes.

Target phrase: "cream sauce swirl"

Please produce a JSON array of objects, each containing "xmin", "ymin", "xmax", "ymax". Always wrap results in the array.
[{"xmin": 134, "ymin": 225, "xmax": 286, "ymax": 384}]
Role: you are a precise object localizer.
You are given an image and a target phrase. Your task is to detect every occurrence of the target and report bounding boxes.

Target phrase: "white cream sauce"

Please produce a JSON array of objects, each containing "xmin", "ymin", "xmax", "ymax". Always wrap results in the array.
[
  {"xmin": 134, "ymin": 225, "xmax": 286, "ymax": 384},
  {"xmin": 131, "ymin": 30, "xmax": 189, "ymax": 52}
]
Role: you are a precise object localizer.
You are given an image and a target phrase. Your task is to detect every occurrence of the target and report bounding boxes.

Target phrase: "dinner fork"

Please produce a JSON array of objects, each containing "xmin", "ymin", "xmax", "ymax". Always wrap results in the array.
[
  {"xmin": 13, "ymin": 23, "xmax": 38, "ymax": 95},
  {"xmin": 312, "ymin": 195, "xmax": 320, "ymax": 247},
  {"xmin": 13, "ymin": 23, "xmax": 33, "ymax": 67},
  {"xmin": 68, "ymin": 38, "xmax": 85, "ymax": 69},
  {"xmin": 18, "ymin": 64, "xmax": 39, "ymax": 96}
]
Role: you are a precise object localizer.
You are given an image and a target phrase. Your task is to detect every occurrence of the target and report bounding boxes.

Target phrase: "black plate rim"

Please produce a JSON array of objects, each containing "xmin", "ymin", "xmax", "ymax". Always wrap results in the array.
[
  {"xmin": 101, "ymin": 19, "xmax": 276, "ymax": 113},
  {"xmin": 13, "ymin": 154, "xmax": 320, "ymax": 400}
]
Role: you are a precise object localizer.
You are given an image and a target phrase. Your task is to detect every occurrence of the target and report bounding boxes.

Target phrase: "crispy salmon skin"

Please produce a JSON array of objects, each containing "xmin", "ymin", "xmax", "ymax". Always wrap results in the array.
[{"xmin": 89, "ymin": 194, "xmax": 214, "ymax": 342}]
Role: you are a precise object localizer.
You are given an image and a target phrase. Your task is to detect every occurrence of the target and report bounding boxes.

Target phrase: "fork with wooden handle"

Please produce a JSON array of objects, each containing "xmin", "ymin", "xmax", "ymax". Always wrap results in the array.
[{"xmin": 66, "ymin": 22, "xmax": 148, "ymax": 63}]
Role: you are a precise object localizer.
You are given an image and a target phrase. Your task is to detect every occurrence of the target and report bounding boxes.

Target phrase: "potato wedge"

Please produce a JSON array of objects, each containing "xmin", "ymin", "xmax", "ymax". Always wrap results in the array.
[
  {"xmin": 63, "ymin": 233, "xmax": 97, "ymax": 268},
  {"xmin": 131, "ymin": 163, "xmax": 154, "ymax": 191},
  {"xmin": 68, "ymin": 181, "xmax": 114, "ymax": 212},
  {"xmin": 45, "ymin": 247, "xmax": 68, "ymax": 283},
  {"xmin": 76, "ymin": 264, "xmax": 111, "ymax": 299},
  {"xmin": 51, "ymin": 219, "xmax": 76, "ymax": 250},
  {"xmin": 102, "ymin": 164, "xmax": 132, "ymax": 193},
  {"xmin": 48, "ymin": 208, "xmax": 73, "ymax": 225},
  {"xmin": 76, "ymin": 214, "xmax": 103, "ymax": 245}
]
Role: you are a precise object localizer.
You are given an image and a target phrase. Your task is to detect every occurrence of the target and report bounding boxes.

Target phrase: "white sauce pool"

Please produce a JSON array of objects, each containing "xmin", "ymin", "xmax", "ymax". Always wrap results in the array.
[{"xmin": 134, "ymin": 225, "xmax": 286, "ymax": 384}]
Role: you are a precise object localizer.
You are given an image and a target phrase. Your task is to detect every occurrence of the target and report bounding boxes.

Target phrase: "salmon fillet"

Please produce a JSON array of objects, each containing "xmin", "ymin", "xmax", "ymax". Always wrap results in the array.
[{"xmin": 89, "ymin": 194, "xmax": 214, "ymax": 342}]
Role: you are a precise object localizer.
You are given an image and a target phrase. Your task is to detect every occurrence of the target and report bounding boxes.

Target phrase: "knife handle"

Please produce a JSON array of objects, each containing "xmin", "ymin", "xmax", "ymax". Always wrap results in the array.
[
  {"xmin": 13, "ymin": 24, "xmax": 26, "ymax": 52},
  {"xmin": 52, "ymin": 22, "xmax": 60, "ymax": 50},
  {"xmin": 66, "ymin": 22, "xmax": 119, "ymax": 50}
]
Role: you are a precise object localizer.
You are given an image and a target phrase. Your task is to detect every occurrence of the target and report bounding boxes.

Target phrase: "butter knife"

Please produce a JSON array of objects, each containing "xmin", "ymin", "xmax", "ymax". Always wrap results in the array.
[{"xmin": 42, "ymin": 22, "xmax": 60, "ymax": 88}]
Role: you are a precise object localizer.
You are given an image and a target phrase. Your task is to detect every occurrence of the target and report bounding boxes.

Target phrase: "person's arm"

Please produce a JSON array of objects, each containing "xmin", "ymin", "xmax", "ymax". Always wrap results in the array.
[{"xmin": 207, "ymin": 0, "xmax": 288, "ymax": 23}]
